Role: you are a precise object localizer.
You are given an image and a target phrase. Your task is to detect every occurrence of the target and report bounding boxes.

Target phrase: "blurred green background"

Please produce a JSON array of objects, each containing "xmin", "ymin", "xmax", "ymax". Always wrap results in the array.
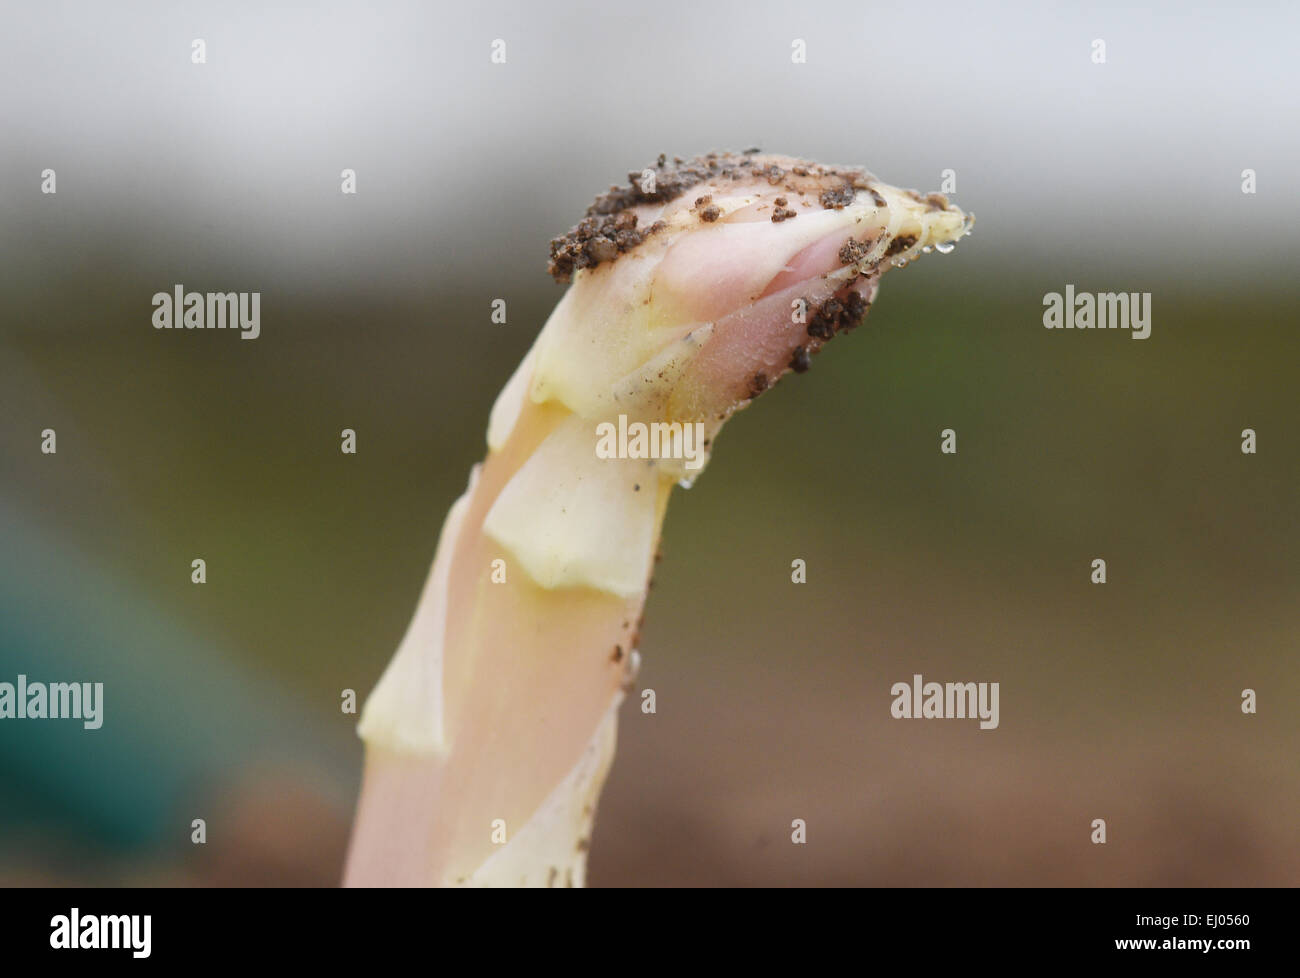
[{"xmin": 1, "ymin": 0, "xmax": 1296, "ymax": 885}]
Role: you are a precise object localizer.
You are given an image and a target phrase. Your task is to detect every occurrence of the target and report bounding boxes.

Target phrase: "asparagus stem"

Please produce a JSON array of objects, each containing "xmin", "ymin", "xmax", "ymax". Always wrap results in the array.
[{"xmin": 344, "ymin": 152, "xmax": 972, "ymax": 887}]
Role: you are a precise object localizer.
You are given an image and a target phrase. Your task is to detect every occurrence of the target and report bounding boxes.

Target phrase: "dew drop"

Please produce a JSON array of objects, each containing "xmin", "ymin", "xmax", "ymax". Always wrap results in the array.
[{"xmin": 935, "ymin": 240, "xmax": 955, "ymax": 254}]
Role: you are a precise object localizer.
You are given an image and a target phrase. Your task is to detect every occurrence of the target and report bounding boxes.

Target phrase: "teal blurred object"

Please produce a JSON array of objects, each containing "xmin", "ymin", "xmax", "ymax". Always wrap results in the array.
[{"xmin": 0, "ymin": 497, "xmax": 351, "ymax": 851}]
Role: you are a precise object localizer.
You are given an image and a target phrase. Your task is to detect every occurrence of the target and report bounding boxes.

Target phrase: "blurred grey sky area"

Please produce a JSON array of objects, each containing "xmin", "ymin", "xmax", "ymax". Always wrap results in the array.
[{"xmin": 1, "ymin": 0, "xmax": 1296, "ymax": 297}]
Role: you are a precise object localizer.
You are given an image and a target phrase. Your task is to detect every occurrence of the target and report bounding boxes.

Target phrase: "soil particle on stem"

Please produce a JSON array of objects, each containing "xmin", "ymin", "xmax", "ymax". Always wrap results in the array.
[
  {"xmin": 547, "ymin": 151, "xmax": 898, "ymax": 282},
  {"xmin": 884, "ymin": 233, "xmax": 918, "ymax": 257}
]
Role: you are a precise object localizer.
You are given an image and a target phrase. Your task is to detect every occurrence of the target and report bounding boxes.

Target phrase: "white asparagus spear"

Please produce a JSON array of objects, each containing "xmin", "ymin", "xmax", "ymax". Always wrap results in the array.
[{"xmin": 344, "ymin": 152, "xmax": 972, "ymax": 887}]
